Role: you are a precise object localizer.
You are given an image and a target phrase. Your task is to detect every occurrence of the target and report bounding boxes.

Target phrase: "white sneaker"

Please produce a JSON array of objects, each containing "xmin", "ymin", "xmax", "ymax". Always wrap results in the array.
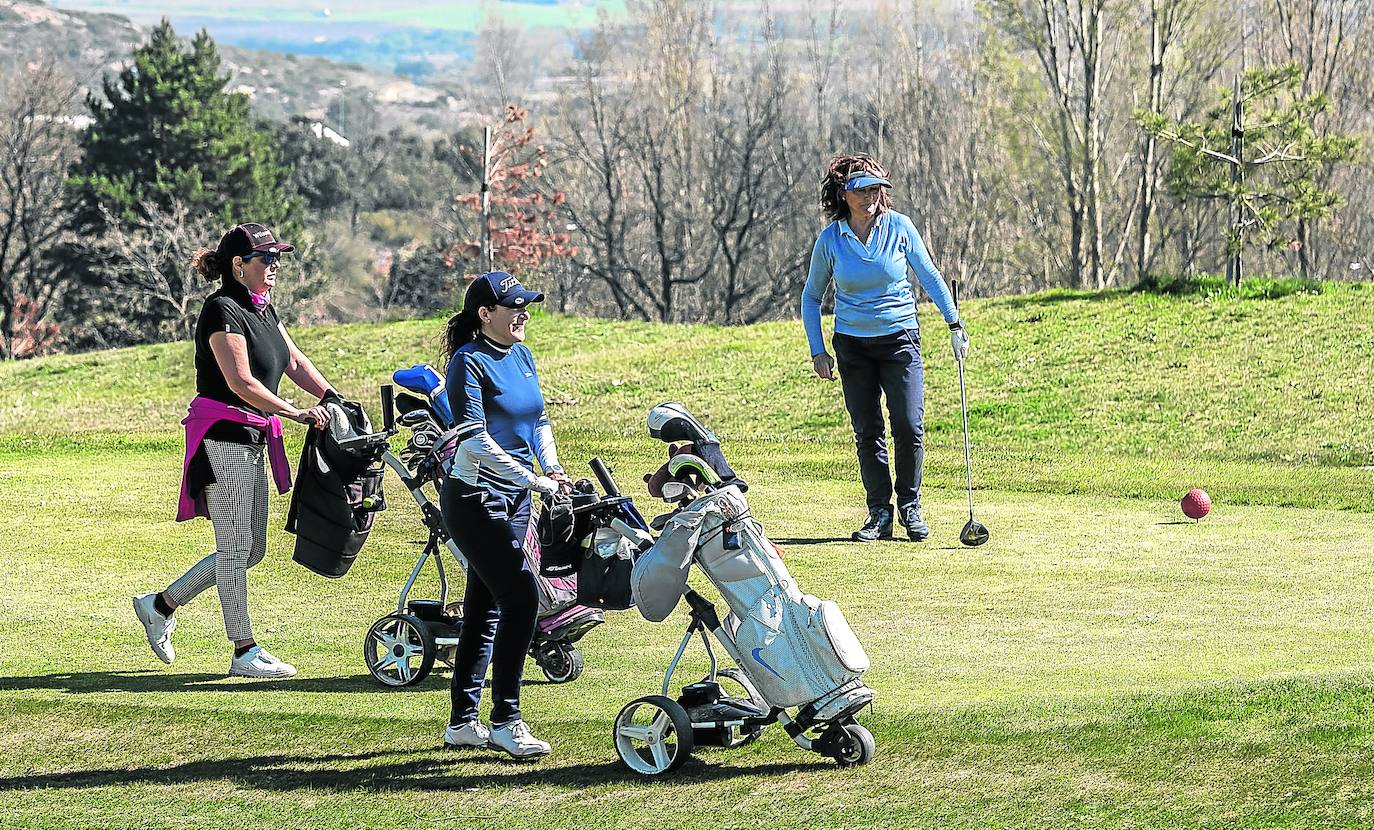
[
  {"xmin": 132, "ymin": 593, "xmax": 176, "ymax": 664},
  {"xmin": 489, "ymin": 719, "xmax": 551, "ymax": 759},
  {"xmin": 229, "ymin": 645, "xmax": 297, "ymax": 679},
  {"xmin": 443, "ymin": 720, "xmax": 491, "ymax": 750}
]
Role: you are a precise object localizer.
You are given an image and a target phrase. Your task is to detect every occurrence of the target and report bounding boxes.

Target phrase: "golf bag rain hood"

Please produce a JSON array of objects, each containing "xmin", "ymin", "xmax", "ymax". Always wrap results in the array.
[
  {"xmin": 631, "ymin": 485, "xmax": 871, "ymax": 716},
  {"xmin": 286, "ymin": 394, "xmax": 386, "ymax": 578},
  {"xmin": 647, "ymin": 402, "xmax": 746, "ymax": 492}
]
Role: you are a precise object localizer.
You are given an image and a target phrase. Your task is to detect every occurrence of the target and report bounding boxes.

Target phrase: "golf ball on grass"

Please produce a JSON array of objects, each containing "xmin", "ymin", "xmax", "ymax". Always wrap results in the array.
[{"xmin": 1181, "ymin": 488, "xmax": 1211, "ymax": 520}]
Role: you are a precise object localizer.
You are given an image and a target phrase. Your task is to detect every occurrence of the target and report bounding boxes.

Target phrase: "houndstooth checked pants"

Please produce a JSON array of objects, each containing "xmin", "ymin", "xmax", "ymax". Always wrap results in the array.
[{"xmin": 164, "ymin": 439, "xmax": 270, "ymax": 642}]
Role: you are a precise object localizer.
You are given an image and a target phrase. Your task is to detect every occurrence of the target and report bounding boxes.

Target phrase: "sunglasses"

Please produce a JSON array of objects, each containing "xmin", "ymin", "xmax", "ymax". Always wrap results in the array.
[{"xmin": 242, "ymin": 252, "xmax": 281, "ymax": 266}]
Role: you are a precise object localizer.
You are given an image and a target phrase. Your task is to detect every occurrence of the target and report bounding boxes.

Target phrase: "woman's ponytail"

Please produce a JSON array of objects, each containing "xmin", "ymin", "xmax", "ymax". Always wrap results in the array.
[
  {"xmin": 192, "ymin": 248, "xmax": 222, "ymax": 281},
  {"xmin": 442, "ymin": 308, "xmax": 481, "ymax": 362}
]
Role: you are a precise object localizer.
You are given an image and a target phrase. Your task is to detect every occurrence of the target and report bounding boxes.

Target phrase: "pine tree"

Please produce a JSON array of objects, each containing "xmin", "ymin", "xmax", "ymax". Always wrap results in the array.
[
  {"xmin": 70, "ymin": 20, "xmax": 298, "ymax": 233},
  {"xmin": 1137, "ymin": 64, "xmax": 1360, "ymax": 281},
  {"xmin": 61, "ymin": 20, "xmax": 304, "ymax": 348}
]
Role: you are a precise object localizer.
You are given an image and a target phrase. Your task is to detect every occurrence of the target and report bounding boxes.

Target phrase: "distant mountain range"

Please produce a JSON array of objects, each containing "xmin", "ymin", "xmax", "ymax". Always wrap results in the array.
[{"xmin": 0, "ymin": 0, "xmax": 492, "ymax": 136}]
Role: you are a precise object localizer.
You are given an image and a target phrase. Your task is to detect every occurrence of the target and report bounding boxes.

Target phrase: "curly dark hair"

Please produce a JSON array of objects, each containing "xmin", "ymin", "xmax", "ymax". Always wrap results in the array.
[{"xmin": 820, "ymin": 153, "xmax": 893, "ymax": 222}]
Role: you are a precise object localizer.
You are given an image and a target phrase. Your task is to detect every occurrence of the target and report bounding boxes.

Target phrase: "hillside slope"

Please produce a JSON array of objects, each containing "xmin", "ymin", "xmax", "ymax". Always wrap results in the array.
[
  {"xmin": 0, "ymin": 0, "xmax": 466, "ymax": 133},
  {"xmin": 2, "ymin": 281, "xmax": 1374, "ymax": 508},
  {"xmin": 5, "ymin": 284, "xmax": 1372, "ymax": 510}
]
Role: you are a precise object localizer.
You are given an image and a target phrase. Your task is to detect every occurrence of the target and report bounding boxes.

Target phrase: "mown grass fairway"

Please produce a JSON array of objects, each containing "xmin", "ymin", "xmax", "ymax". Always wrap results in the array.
[{"xmin": 3, "ymin": 285, "xmax": 1374, "ymax": 828}]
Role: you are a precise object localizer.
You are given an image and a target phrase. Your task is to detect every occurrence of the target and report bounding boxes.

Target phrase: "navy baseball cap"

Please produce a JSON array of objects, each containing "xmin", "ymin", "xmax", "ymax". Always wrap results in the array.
[
  {"xmin": 843, "ymin": 169, "xmax": 892, "ymax": 191},
  {"xmin": 464, "ymin": 271, "xmax": 545, "ymax": 310}
]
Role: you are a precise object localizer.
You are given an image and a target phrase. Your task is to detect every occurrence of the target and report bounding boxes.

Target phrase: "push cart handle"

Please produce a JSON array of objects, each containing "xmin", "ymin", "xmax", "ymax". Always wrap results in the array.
[
  {"xmin": 380, "ymin": 384, "xmax": 395, "ymax": 431},
  {"xmin": 589, "ymin": 457, "xmax": 621, "ymax": 496}
]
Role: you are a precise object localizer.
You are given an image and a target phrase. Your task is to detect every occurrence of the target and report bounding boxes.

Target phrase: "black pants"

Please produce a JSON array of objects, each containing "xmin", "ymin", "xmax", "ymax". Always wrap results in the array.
[
  {"xmin": 440, "ymin": 479, "xmax": 537, "ymax": 726},
  {"xmin": 832, "ymin": 329, "xmax": 926, "ymax": 512}
]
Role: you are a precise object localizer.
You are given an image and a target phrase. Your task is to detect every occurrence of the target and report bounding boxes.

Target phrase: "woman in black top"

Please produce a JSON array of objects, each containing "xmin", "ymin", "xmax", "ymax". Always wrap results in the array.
[{"xmin": 134, "ymin": 223, "xmax": 335, "ymax": 679}]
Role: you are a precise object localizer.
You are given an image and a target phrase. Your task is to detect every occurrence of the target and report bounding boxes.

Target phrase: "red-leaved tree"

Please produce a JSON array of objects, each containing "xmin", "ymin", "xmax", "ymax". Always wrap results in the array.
[
  {"xmin": 445, "ymin": 106, "xmax": 576, "ymax": 278},
  {"xmin": 7, "ymin": 294, "xmax": 60, "ymax": 359}
]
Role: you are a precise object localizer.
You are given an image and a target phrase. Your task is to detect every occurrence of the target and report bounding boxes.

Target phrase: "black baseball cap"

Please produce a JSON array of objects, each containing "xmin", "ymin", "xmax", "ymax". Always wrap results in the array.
[
  {"xmin": 216, "ymin": 222, "xmax": 295, "ymax": 260},
  {"xmin": 463, "ymin": 271, "xmax": 545, "ymax": 310}
]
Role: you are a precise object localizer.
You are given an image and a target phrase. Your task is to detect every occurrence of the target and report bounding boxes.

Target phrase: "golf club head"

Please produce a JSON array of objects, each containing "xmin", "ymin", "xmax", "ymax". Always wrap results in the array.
[{"xmin": 960, "ymin": 517, "xmax": 990, "ymax": 547}]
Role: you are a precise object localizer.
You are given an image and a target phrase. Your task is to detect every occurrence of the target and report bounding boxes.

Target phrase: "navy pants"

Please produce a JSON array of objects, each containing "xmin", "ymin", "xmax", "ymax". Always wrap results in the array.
[
  {"xmin": 832, "ymin": 329, "xmax": 926, "ymax": 513},
  {"xmin": 441, "ymin": 479, "xmax": 537, "ymax": 727}
]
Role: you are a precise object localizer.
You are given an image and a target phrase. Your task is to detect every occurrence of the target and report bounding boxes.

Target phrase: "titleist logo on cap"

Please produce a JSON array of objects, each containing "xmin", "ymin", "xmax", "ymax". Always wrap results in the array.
[
  {"xmin": 252, "ymin": 230, "xmax": 271, "ymax": 239},
  {"xmin": 500, "ymin": 274, "xmax": 519, "ymax": 292}
]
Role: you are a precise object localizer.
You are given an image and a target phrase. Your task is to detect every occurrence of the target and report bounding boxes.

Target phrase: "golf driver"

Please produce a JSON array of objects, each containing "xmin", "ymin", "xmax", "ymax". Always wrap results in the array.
[{"xmin": 952, "ymin": 282, "xmax": 989, "ymax": 547}]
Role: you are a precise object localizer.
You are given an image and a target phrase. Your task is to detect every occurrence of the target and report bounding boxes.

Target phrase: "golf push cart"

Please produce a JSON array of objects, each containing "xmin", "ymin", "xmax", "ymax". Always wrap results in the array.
[
  {"xmin": 570, "ymin": 403, "xmax": 877, "ymax": 776},
  {"xmin": 358, "ymin": 367, "xmax": 605, "ymax": 687}
]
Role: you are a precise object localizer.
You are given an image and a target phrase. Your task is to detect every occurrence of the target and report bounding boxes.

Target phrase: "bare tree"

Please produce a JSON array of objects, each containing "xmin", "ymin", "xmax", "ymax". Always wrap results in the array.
[
  {"xmin": 551, "ymin": 0, "xmax": 801, "ymax": 323},
  {"xmin": 705, "ymin": 25, "xmax": 813, "ymax": 323},
  {"xmin": 801, "ymin": 0, "xmax": 844, "ymax": 156},
  {"xmin": 74, "ymin": 199, "xmax": 221, "ymax": 345},
  {"xmin": 549, "ymin": 41, "xmax": 653, "ymax": 319},
  {"xmin": 1134, "ymin": 0, "xmax": 1211, "ymax": 280},
  {"xmin": 0, "ymin": 61, "xmax": 79, "ymax": 359},
  {"xmin": 986, "ymin": 0, "xmax": 1126, "ymax": 288}
]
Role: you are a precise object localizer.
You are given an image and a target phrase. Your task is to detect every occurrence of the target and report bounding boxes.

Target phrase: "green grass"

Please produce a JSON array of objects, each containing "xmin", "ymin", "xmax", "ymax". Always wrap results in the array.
[{"xmin": 3, "ymin": 286, "xmax": 1374, "ymax": 828}]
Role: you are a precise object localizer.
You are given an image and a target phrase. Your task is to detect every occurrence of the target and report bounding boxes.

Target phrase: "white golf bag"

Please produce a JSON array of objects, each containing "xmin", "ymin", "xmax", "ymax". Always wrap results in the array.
[{"xmin": 632, "ymin": 485, "xmax": 873, "ymax": 722}]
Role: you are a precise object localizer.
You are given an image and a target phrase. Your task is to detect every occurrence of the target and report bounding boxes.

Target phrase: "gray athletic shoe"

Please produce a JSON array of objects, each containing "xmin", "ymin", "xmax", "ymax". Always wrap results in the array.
[
  {"xmin": 132, "ymin": 593, "xmax": 176, "ymax": 664},
  {"xmin": 899, "ymin": 504, "xmax": 930, "ymax": 541},
  {"xmin": 443, "ymin": 720, "xmax": 492, "ymax": 750},
  {"xmin": 851, "ymin": 507, "xmax": 893, "ymax": 543}
]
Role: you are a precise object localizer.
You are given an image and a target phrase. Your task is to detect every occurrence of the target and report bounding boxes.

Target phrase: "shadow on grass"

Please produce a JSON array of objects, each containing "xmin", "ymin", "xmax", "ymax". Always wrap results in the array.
[
  {"xmin": 0, "ymin": 748, "xmax": 825, "ymax": 793},
  {"xmin": 769, "ymin": 537, "xmax": 853, "ymax": 546},
  {"xmin": 0, "ymin": 671, "xmax": 586, "ymax": 695},
  {"xmin": 0, "ymin": 671, "xmax": 397, "ymax": 694}
]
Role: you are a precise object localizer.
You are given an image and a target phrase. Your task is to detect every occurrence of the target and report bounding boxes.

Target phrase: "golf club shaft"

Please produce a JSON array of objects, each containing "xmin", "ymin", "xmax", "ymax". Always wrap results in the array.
[
  {"xmin": 958, "ymin": 356, "xmax": 975, "ymax": 519},
  {"xmin": 952, "ymin": 280, "xmax": 976, "ymax": 520}
]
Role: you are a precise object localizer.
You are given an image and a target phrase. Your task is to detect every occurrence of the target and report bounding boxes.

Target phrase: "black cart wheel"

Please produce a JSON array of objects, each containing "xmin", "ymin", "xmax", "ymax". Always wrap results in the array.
[
  {"xmin": 363, "ymin": 613, "xmax": 436, "ymax": 687},
  {"xmin": 613, "ymin": 695, "xmax": 694, "ymax": 775},
  {"xmin": 831, "ymin": 722, "xmax": 875, "ymax": 767},
  {"xmin": 535, "ymin": 641, "xmax": 584, "ymax": 684}
]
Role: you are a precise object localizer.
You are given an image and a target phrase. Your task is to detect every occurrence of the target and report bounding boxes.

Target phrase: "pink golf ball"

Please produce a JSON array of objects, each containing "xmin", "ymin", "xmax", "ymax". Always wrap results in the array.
[{"xmin": 1181, "ymin": 488, "xmax": 1212, "ymax": 520}]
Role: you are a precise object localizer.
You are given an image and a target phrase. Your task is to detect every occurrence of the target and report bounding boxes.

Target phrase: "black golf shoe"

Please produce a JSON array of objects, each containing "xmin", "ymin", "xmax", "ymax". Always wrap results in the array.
[
  {"xmin": 852, "ymin": 507, "xmax": 893, "ymax": 542},
  {"xmin": 900, "ymin": 504, "xmax": 930, "ymax": 541}
]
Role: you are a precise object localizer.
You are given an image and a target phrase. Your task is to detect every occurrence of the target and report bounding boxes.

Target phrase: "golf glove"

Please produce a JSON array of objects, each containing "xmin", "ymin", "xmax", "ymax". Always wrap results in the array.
[
  {"xmin": 950, "ymin": 321, "xmax": 970, "ymax": 363},
  {"xmin": 531, "ymin": 475, "xmax": 560, "ymax": 496}
]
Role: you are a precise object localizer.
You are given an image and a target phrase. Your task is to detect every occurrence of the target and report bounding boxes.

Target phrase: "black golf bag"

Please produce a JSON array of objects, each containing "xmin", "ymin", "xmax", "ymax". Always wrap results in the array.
[{"xmin": 287, "ymin": 393, "xmax": 388, "ymax": 578}]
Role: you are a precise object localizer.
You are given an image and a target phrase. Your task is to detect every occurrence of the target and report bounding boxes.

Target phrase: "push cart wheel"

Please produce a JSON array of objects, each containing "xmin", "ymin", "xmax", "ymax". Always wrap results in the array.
[
  {"xmin": 613, "ymin": 695, "xmax": 694, "ymax": 776},
  {"xmin": 535, "ymin": 642, "xmax": 584, "ymax": 684},
  {"xmin": 831, "ymin": 722, "xmax": 875, "ymax": 768},
  {"xmin": 363, "ymin": 613, "xmax": 436, "ymax": 687},
  {"xmin": 716, "ymin": 668, "xmax": 768, "ymax": 747}
]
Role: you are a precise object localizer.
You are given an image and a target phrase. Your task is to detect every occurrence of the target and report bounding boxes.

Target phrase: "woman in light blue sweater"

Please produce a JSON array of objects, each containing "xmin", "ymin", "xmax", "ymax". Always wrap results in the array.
[{"xmin": 801, "ymin": 154, "xmax": 969, "ymax": 542}]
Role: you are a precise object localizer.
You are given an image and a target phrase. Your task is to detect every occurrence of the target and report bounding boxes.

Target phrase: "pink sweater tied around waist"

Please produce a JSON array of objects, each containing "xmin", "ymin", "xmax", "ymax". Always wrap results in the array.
[{"xmin": 176, "ymin": 395, "xmax": 292, "ymax": 522}]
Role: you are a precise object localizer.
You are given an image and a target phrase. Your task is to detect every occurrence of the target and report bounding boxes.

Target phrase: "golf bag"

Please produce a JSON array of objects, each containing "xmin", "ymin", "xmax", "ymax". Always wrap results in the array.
[
  {"xmin": 536, "ymin": 481, "xmax": 638, "ymax": 610},
  {"xmin": 632, "ymin": 484, "xmax": 871, "ymax": 720},
  {"xmin": 598, "ymin": 403, "xmax": 875, "ymax": 775},
  {"xmin": 362, "ymin": 364, "xmax": 605, "ymax": 686},
  {"xmin": 286, "ymin": 393, "xmax": 387, "ymax": 578}
]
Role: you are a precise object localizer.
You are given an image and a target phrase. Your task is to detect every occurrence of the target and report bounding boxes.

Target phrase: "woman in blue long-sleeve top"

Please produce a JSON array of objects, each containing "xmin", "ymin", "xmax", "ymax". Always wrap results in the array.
[
  {"xmin": 801, "ymin": 154, "xmax": 970, "ymax": 543},
  {"xmin": 438, "ymin": 271, "xmax": 571, "ymax": 759}
]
